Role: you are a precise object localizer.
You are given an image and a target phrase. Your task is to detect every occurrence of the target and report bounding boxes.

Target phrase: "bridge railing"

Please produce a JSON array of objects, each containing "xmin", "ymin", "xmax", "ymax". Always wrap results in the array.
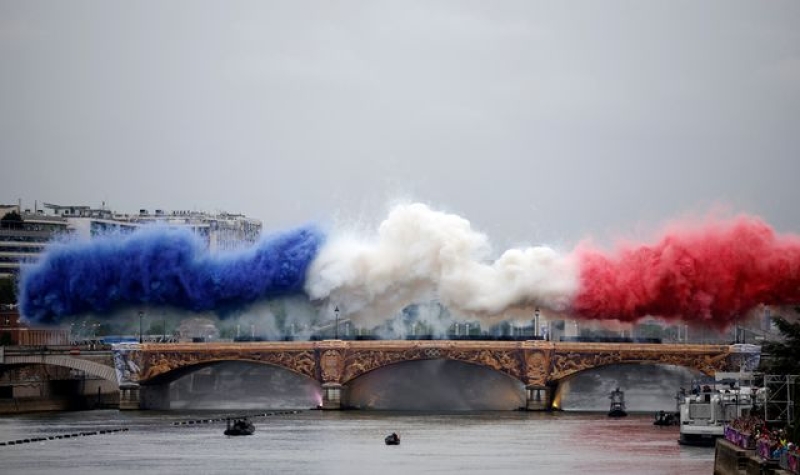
[{"xmin": 2, "ymin": 344, "xmax": 113, "ymax": 354}]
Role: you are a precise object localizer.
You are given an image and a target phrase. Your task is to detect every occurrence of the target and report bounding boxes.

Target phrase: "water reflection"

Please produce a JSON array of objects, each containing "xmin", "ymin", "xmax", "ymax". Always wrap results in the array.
[
  {"xmin": 167, "ymin": 361, "xmax": 321, "ymax": 409},
  {"xmin": 557, "ymin": 364, "xmax": 697, "ymax": 412}
]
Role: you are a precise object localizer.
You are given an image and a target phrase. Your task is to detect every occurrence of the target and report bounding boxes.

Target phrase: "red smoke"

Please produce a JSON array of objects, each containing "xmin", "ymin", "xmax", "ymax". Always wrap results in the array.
[{"xmin": 572, "ymin": 216, "xmax": 800, "ymax": 328}]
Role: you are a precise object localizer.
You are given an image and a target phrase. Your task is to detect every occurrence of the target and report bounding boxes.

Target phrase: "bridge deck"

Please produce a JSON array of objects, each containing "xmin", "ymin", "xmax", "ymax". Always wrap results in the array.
[{"xmin": 130, "ymin": 340, "xmax": 733, "ymax": 353}]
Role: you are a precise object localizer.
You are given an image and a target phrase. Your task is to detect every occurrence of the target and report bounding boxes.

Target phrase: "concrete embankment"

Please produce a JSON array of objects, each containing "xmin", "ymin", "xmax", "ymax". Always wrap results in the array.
[
  {"xmin": 0, "ymin": 398, "xmax": 73, "ymax": 414},
  {"xmin": 0, "ymin": 394, "xmax": 119, "ymax": 415},
  {"xmin": 713, "ymin": 438, "xmax": 792, "ymax": 475}
]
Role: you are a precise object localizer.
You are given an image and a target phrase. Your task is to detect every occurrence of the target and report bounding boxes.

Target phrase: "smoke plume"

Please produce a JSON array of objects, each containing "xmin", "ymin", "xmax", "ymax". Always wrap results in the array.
[
  {"xmin": 20, "ymin": 225, "xmax": 323, "ymax": 324},
  {"xmin": 572, "ymin": 215, "xmax": 800, "ymax": 328},
  {"xmin": 17, "ymin": 202, "xmax": 800, "ymax": 330},
  {"xmin": 304, "ymin": 203, "xmax": 577, "ymax": 327}
]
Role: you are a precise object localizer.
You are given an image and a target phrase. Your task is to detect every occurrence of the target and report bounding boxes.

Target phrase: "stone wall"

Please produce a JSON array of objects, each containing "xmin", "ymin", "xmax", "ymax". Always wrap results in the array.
[
  {"xmin": 714, "ymin": 438, "xmax": 794, "ymax": 475},
  {"xmin": 715, "ymin": 438, "xmax": 751, "ymax": 475}
]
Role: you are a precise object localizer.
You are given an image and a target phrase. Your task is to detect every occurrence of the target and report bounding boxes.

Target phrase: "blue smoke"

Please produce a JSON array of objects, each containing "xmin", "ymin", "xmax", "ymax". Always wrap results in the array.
[{"xmin": 19, "ymin": 225, "xmax": 325, "ymax": 324}]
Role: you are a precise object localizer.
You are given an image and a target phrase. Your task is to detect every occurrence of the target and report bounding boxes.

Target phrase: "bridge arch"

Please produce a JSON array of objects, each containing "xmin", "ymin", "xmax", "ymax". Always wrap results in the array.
[
  {"xmin": 344, "ymin": 358, "xmax": 526, "ymax": 410},
  {"xmin": 550, "ymin": 359, "xmax": 709, "ymax": 385},
  {"xmin": 138, "ymin": 359, "xmax": 323, "ymax": 410},
  {"xmin": 132, "ymin": 346, "xmax": 318, "ymax": 385},
  {"xmin": 551, "ymin": 362, "xmax": 701, "ymax": 411},
  {"xmin": 340, "ymin": 346, "xmax": 525, "ymax": 386},
  {"xmin": 3, "ymin": 355, "xmax": 117, "ymax": 383},
  {"xmin": 140, "ymin": 358, "xmax": 319, "ymax": 386},
  {"xmin": 546, "ymin": 345, "xmax": 733, "ymax": 385}
]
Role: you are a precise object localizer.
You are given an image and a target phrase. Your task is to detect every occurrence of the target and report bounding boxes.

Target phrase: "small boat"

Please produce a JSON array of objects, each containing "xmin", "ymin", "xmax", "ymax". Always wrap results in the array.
[
  {"xmin": 608, "ymin": 387, "xmax": 627, "ymax": 417},
  {"xmin": 385, "ymin": 433, "xmax": 400, "ymax": 445},
  {"xmin": 224, "ymin": 418, "xmax": 255, "ymax": 436},
  {"xmin": 653, "ymin": 410, "xmax": 678, "ymax": 426}
]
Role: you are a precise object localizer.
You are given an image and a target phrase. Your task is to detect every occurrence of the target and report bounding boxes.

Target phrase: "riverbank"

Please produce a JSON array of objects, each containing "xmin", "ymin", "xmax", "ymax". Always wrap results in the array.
[
  {"xmin": 714, "ymin": 438, "xmax": 793, "ymax": 475},
  {"xmin": 0, "ymin": 394, "xmax": 118, "ymax": 414}
]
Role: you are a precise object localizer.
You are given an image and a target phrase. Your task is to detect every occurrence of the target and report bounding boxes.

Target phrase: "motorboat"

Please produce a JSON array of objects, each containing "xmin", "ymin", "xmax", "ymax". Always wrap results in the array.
[
  {"xmin": 654, "ymin": 410, "xmax": 679, "ymax": 426},
  {"xmin": 608, "ymin": 387, "xmax": 628, "ymax": 417},
  {"xmin": 224, "ymin": 418, "xmax": 255, "ymax": 436},
  {"xmin": 677, "ymin": 371, "xmax": 758, "ymax": 446},
  {"xmin": 385, "ymin": 433, "xmax": 400, "ymax": 445}
]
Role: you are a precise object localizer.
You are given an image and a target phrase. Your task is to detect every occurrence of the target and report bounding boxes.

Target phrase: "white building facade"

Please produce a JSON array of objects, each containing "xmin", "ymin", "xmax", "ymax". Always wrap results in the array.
[{"xmin": 0, "ymin": 202, "xmax": 263, "ymax": 280}]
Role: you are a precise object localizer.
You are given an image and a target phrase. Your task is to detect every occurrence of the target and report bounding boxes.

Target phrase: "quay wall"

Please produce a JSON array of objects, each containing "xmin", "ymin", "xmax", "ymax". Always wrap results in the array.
[
  {"xmin": 714, "ymin": 438, "xmax": 792, "ymax": 475},
  {"xmin": 0, "ymin": 377, "xmax": 119, "ymax": 414},
  {"xmin": 0, "ymin": 394, "xmax": 119, "ymax": 414}
]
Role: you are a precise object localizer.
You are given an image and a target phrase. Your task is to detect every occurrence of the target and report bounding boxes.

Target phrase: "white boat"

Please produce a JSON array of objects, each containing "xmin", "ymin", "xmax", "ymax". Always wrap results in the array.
[{"xmin": 678, "ymin": 371, "xmax": 758, "ymax": 446}]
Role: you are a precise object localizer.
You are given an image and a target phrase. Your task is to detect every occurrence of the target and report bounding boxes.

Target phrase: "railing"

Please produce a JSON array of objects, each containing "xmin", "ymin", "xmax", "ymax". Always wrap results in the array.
[
  {"xmin": 0, "ymin": 229, "xmax": 55, "ymax": 239},
  {"xmin": 726, "ymin": 420, "xmax": 799, "ymax": 474},
  {"xmin": 724, "ymin": 426, "xmax": 755, "ymax": 450},
  {"xmin": 3, "ymin": 344, "xmax": 113, "ymax": 354}
]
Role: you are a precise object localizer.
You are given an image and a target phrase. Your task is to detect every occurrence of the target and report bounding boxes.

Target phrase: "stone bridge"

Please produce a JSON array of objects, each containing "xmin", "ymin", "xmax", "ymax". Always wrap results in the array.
[
  {"xmin": 112, "ymin": 340, "xmax": 761, "ymax": 410},
  {"xmin": 0, "ymin": 346, "xmax": 119, "ymax": 410},
  {"xmin": 0, "ymin": 346, "xmax": 117, "ymax": 382}
]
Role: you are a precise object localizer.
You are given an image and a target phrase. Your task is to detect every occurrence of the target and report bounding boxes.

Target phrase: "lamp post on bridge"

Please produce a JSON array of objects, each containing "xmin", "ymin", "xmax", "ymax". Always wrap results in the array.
[
  {"xmin": 534, "ymin": 307, "xmax": 540, "ymax": 338},
  {"xmin": 334, "ymin": 306, "xmax": 340, "ymax": 340},
  {"xmin": 138, "ymin": 311, "xmax": 144, "ymax": 344}
]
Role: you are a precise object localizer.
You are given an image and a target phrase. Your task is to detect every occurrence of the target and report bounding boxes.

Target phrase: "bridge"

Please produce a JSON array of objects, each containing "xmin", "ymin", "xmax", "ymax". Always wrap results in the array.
[
  {"xmin": 0, "ymin": 347, "xmax": 116, "ymax": 382},
  {"xmin": 0, "ymin": 341, "xmax": 760, "ymax": 410},
  {"xmin": 0, "ymin": 345, "xmax": 118, "ymax": 412},
  {"xmin": 108, "ymin": 340, "xmax": 761, "ymax": 410}
]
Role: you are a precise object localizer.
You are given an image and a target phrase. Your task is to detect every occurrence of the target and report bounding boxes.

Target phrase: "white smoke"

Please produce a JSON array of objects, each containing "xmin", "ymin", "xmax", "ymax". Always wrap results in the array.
[{"xmin": 305, "ymin": 202, "xmax": 579, "ymax": 327}]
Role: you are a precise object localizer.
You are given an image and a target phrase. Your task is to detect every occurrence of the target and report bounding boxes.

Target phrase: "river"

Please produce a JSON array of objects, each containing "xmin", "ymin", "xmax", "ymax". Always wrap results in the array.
[{"xmin": 0, "ymin": 409, "xmax": 713, "ymax": 475}]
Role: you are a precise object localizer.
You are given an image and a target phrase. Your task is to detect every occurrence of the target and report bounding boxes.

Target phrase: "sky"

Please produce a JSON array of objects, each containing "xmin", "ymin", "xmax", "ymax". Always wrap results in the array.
[{"xmin": 2, "ymin": 1, "xmax": 799, "ymax": 251}]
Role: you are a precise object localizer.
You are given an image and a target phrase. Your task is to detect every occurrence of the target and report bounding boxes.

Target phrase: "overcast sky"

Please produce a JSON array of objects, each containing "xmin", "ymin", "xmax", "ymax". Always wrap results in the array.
[{"xmin": 2, "ymin": 1, "xmax": 798, "ymax": 250}]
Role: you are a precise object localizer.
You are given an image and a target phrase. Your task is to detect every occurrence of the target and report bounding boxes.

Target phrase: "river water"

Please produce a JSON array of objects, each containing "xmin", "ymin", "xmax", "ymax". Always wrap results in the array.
[{"xmin": 0, "ymin": 409, "xmax": 713, "ymax": 475}]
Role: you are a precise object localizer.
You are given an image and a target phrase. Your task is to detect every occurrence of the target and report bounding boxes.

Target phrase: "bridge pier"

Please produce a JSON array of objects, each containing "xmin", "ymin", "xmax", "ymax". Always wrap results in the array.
[
  {"xmin": 140, "ymin": 384, "xmax": 171, "ymax": 410},
  {"xmin": 525, "ymin": 385, "xmax": 553, "ymax": 411},
  {"xmin": 119, "ymin": 384, "xmax": 141, "ymax": 410},
  {"xmin": 320, "ymin": 383, "xmax": 343, "ymax": 410}
]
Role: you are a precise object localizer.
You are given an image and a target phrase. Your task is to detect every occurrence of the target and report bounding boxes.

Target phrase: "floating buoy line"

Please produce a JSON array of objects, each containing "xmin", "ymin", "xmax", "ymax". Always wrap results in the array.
[
  {"xmin": 0, "ymin": 427, "xmax": 129, "ymax": 446},
  {"xmin": 0, "ymin": 410, "xmax": 302, "ymax": 447},
  {"xmin": 172, "ymin": 410, "xmax": 300, "ymax": 426}
]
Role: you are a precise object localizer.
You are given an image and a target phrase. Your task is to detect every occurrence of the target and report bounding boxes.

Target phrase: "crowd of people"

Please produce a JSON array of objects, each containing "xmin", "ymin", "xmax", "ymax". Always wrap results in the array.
[{"xmin": 729, "ymin": 415, "xmax": 796, "ymax": 460}]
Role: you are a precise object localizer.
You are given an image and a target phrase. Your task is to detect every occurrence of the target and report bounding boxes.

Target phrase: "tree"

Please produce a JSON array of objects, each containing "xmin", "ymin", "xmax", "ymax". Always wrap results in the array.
[
  {"xmin": 0, "ymin": 332, "xmax": 13, "ymax": 346},
  {"xmin": 0, "ymin": 278, "xmax": 16, "ymax": 305},
  {"xmin": 761, "ymin": 315, "xmax": 800, "ymax": 375},
  {"xmin": 0, "ymin": 211, "xmax": 22, "ymax": 229}
]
